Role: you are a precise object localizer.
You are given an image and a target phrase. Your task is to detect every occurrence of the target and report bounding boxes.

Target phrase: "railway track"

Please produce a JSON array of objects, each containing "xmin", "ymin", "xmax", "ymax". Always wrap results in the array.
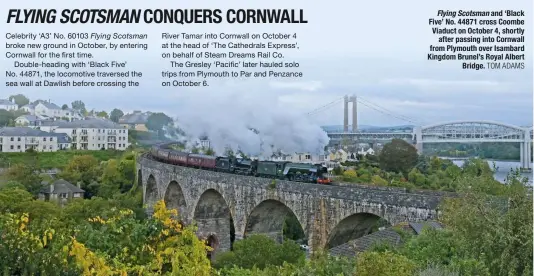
[{"xmin": 140, "ymin": 152, "xmax": 452, "ymax": 199}]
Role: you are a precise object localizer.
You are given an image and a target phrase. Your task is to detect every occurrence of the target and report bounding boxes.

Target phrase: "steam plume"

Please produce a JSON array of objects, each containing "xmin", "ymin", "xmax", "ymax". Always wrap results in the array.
[{"xmin": 171, "ymin": 88, "xmax": 329, "ymax": 158}]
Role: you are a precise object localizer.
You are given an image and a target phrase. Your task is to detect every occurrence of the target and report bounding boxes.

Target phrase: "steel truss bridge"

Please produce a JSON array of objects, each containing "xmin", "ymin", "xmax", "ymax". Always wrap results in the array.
[
  {"xmin": 327, "ymin": 121, "xmax": 533, "ymax": 170},
  {"xmin": 310, "ymin": 96, "xmax": 533, "ymax": 171}
]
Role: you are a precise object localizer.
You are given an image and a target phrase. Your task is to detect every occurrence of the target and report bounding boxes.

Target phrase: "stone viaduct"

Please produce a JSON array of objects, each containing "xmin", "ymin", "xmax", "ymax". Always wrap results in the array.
[{"xmin": 137, "ymin": 154, "xmax": 446, "ymax": 259}]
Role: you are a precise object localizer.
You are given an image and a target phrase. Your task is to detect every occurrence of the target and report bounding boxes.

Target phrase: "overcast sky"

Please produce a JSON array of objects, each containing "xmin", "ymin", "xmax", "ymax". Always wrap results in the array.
[{"xmin": 1, "ymin": 0, "xmax": 532, "ymax": 129}]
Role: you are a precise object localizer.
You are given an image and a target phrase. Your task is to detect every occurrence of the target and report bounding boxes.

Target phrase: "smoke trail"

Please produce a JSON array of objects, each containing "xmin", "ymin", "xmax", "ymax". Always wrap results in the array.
[{"xmin": 172, "ymin": 88, "xmax": 329, "ymax": 157}]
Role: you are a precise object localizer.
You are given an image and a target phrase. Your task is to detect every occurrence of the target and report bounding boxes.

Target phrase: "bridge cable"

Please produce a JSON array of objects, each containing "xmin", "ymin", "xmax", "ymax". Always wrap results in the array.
[
  {"xmin": 357, "ymin": 97, "xmax": 421, "ymax": 123},
  {"xmin": 356, "ymin": 97, "xmax": 423, "ymax": 125},
  {"xmin": 305, "ymin": 96, "xmax": 345, "ymax": 116},
  {"xmin": 355, "ymin": 98, "xmax": 420, "ymax": 125}
]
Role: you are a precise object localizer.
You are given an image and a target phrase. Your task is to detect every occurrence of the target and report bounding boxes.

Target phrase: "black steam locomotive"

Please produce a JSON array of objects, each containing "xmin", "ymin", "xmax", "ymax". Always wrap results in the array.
[{"xmin": 150, "ymin": 143, "xmax": 331, "ymax": 184}]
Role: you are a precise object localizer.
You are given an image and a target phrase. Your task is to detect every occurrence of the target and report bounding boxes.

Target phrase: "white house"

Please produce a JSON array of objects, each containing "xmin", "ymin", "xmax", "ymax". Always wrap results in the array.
[
  {"xmin": 0, "ymin": 99, "xmax": 18, "ymax": 111},
  {"xmin": 15, "ymin": 115, "xmax": 42, "ymax": 126},
  {"xmin": 0, "ymin": 127, "xmax": 60, "ymax": 152},
  {"xmin": 35, "ymin": 102, "xmax": 63, "ymax": 118},
  {"xmin": 20, "ymin": 104, "xmax": 36, "ymax": 115},
  {"xmin": 33, "ymin": 101, "xmax": 83, "ymax": 121},
  {"xmin": 50, "ymin": 118, "xmax": 129, "ymax": 150},
  {"xmin": 358, "ymin": 147, "xmax": 375, "ymax": 156},
  {"xmin": 270, "ymin": 151, "xmax": 293, "ymax": 161}
]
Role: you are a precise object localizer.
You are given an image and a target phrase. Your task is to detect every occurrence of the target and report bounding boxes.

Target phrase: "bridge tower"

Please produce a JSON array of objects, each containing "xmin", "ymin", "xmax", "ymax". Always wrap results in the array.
[
  {"xmin": 343, "ymin": 95, "xmax": 357, "ymax": 133},
  {"xmin": 520, "ymin": 129, "xmax": 532, "ymax": 171}
]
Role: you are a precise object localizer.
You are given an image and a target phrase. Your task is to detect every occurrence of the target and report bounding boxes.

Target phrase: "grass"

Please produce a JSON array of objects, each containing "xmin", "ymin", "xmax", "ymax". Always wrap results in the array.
[{"xmin": 0, "ymin": 150, "xmax": 124, "ymax": 169}]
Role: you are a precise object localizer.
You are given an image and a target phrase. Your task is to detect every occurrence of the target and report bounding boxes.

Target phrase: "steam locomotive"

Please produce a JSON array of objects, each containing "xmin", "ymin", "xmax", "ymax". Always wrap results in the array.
[{"xmin": 149, "ymin": 143, "xmax": 332, "ymax": 184}]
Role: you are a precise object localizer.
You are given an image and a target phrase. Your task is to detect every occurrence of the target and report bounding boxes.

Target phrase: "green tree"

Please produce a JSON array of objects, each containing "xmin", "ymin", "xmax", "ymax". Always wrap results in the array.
[
  {"xmin": 71, "ymin": 100, "xmax": 86, "ymax": 114},
  {"xmin": 8, "ymin": 94, "xmax": 29, "ymax": 108},
  {"xmin": 98, "ymin": 159, "xmax": 124, "ymax": 198},
  {"xmin": 5, "ymin": 163, "xmax": 42, "ymax": 195},
  {"xmin": 96, "ymin": 111, "xmax": 108, "ymax": 118},
  {"xmin": 379, "ymin": 139, "xmax": 418, "ymax": 174},
  {"xmin": 224, "ymin": 146, "xmax": 235, "ymax": 157},
  {"xmin": 0, "ymin": 109, "xmax": 15, "ymax": 127},
  {"xmin": 61, "ymin": 104, "xmax": 68, "ymax": 110},
  {"xmin": 146, "ymin": 112, "xmax": 173, "ymax": 133},
  {"xmin": 109, "ymin": 108, "xmax": 124, "ymax": 123},
  {"xmin": 283, "ymin": 215, "xmax": 305, "ymax": 241},
  {"xmin": 58, "ymin": 155, "xmax": 101, "ymax": 196},
  {"xmin": 441, "ymin": 172, "xmax": 532, "ymax": 276},
  {"xmin": 214, "ymin": 234, "xmax": 304, "ymax": 270},
  {"xmin": 356, "ymin": 250, "xmax": 416, "ymax": 276},
  {"xmin": 371, "ymin": 175, "xmax": 388, "ymax": 186},
  {"xmin": 205, "ymin": 147, "xmax": 216, "ymax": 156}
]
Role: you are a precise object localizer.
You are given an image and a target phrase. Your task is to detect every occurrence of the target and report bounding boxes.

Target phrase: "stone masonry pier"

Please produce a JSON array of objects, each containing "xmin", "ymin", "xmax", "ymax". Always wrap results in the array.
[{"xmin": 137, "ymin": 154, "xmax": 446, "ymax": 259}]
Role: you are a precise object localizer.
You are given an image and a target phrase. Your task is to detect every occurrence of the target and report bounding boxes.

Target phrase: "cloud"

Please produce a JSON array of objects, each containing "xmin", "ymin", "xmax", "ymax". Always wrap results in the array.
[
  {"xmin": 381, "ymin": 78, "xmax": 512, "ymax": 93},
  {"xmin": 269, "ymin": 81, "xmax": 324, "ymax": 91}
]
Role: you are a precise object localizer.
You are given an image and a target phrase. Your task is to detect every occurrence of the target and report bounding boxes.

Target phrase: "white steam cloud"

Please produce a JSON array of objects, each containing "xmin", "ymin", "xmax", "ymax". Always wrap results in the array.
[{"xmin": 171, "ymin": 87, "xmax": 329, "ymax": 158}]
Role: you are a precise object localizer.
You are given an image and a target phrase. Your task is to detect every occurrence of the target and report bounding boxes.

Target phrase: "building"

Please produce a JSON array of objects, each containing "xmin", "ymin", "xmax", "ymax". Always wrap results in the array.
[
  {"xmin": 32, "ymin": 101, "xmax": 83, "ymax": 121},
  {"xmin": 329, "ymin": 221, "xmax": 444, "ymax": 258},
  {"xmin": 358, "ymin": 147, "xmax": 375, "ymax": 156},
  {"xmin": 119, "ymin": 111, "xmax": 151, "ymax": 131},
  {"xmin": 269, "ymin": 151, "xmax": 328, "ymax": 163},
  {"xmin": 0, "ymin": 99, "xmax": 18, "ymax": 111},
  {"xmin": 0, "ymin": 127, "xmax": 61, "ymax": 152},
  {"xmin": 44, "ymin": 118, "xmax": 129, "ymax": 150},
  {"xmin": 20, "ymin": 103, "xmax": 36, "ymax": 114},
  {"xmin": 15, "ymin": 115, "xmax": 42, "ymax": 126},
  {"xmin": 55, "ymin": 133, "xmax": 72, "ymax": 150},
  {"xmin": 329, "ymin": 149, "xmax": 350, "ymax": 162},
  {"xmin": 38, "ymin": 179, "xmax": 85, "ymax": 203},
  {"xmin": 270, "ymin": 151, "xmax": 292, "ymax": 161},
  {"xmin": 199, "ymin": 138, "xmax": 210, "ymax": 149}
]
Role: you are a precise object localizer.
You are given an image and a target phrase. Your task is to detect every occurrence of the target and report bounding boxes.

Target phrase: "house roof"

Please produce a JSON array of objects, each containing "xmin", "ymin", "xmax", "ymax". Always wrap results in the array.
[
  {"xmin": 330, "ymin": 228, "xmax": 402, "ymax": 257},
  {"xmin": 40, "ymin": 179, "xmax": 85, "ymax": 194},
  {"xmin": 53, "ymin": 133, "xmax": 71, "ymax": 143},
  {"xmin": 37, "ymin": 102, "xmax": 61, "ymax": 110},
  {"xmin": 0, "ymin": 127, "xmax": 55, "ymax": 137},
  {"xmin": 43, "ymin": 118, "xmax": 123, "ymax": 129},
  {"xmin": 21, "ymin": 104, "xmax": 36, "ymax": 109},
  {"xmin": 408, "ymin": 221, "xmax": 443, "ymax": 234},
  {"xmin": 0, "ymin": 99, "xmax": 17, "ymax": 106},
  {"xmin": 119, "ymin": 111, "xmax": 150, "ymax": 124},
  {"xmin": 16, "ymin": 115, "xmax": 40, "ymax": 122},
  {"xmin": 329, "ymin": 221, "xmax": 444, "ymax": 257}
]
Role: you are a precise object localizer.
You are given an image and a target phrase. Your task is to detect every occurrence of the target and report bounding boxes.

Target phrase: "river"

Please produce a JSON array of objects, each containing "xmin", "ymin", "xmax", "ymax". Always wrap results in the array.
[{"xmin": 444, "ymin": 158, "xmax": 533, "ymax": 185}]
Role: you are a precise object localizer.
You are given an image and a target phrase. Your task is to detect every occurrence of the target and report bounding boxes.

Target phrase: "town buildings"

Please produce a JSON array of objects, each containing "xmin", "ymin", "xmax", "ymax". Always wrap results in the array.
[
  {"xmin": 119, "ymin": 111, "xmax": 151, "ymax": 131},
  {"xmin": 0, "ymin": 127, "xmax": 69, "ymax": 152},
  {"xmin": 0, "ymin": 99, "xmax": 18, "ymax": 111},
  {"xmin": 0, "ymin": 118, "xmax": 129, "ymax": 152},
  {"xmin": 38, "ymin": 179, "xmax": 85, "ymax": 203},
  {"xmin": 17, "ymin": 101, "xmax": 83, "ymax": 122}
]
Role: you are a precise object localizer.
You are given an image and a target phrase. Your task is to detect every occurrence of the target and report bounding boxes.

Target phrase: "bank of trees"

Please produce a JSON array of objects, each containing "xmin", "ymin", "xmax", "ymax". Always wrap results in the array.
[
  {"xmin": 335, "ymin": 139, "xmax": 511, "ymax": 194},
  {"xmin": 0, "ymin": 141, "xmax": 532, "ymax": 275}
]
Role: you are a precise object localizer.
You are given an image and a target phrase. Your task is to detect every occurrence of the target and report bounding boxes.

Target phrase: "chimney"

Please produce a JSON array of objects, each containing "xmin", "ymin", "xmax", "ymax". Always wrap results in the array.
[{"xmin": 77, "ymin": 182, "xmax": 81, "ymax": 189}]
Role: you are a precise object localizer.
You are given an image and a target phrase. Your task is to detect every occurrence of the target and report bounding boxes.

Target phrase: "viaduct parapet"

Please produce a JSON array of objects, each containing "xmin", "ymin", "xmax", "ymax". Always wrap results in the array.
[{"xmin": 137, "ymin": 154, "xmax": 446, "ymax": 259}]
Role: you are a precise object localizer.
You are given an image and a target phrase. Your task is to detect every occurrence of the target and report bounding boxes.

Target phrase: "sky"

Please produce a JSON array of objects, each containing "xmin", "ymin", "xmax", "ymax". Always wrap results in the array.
[{"xmin": 1, "ymin": 0, "xmax": 533, "ymax": 154}]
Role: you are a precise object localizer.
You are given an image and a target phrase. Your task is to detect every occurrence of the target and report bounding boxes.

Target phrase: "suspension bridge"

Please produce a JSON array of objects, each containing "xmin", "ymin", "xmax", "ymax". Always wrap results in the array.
[{"xmin": 307, "ymin": 95, "xmax": 534, "ymax": 171}]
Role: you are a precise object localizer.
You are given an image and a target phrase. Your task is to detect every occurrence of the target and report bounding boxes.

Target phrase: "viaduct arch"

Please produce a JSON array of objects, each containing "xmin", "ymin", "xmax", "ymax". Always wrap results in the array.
[{"xmin": 138, "ymin": 154, "xmax": 444, "ymax": 258}]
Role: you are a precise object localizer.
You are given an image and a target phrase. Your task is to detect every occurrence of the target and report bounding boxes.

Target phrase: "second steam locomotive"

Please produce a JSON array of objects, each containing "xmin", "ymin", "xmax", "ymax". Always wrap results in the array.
[{"xmin": 150, "ymin": 143, "xmax": 331, "ymax": 184}]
